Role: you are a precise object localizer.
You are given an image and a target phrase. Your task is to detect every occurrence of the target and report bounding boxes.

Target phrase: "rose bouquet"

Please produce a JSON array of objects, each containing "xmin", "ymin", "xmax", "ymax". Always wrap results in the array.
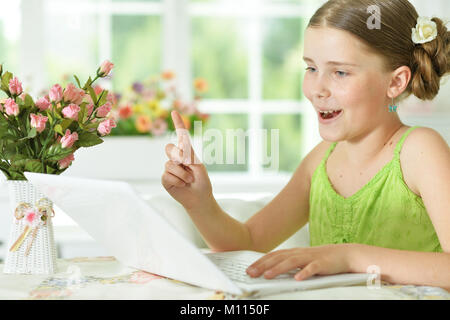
[
  {"xmin": 0, "ymin": 60, "xmax": 117, "ymax": 180},
  {"xmin": 110, "ymin": 71, "xmax": 210, "ymax": 137}
]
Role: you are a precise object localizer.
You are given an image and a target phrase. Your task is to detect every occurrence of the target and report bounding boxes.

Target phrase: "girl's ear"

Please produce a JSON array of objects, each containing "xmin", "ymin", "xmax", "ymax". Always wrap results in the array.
[{"xmin": 387, "ymin": 66, "xmax": 411, "ymax": 98}]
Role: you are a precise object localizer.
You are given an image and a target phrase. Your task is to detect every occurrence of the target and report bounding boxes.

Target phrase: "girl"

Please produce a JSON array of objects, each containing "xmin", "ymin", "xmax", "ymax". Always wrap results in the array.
[{"xmin": 161, "ymin": 0, "xmax": 450, "ymax": 290}]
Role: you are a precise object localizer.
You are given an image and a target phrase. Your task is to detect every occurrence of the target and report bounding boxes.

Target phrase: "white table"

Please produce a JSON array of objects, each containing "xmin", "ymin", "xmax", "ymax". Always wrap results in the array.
[{"xmin": 1, "ymin": 256, "xmax": 449, "ymax": 300}]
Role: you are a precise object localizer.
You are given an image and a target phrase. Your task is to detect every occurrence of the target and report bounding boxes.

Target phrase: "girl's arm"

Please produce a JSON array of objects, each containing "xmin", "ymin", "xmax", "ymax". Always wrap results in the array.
[
  {"xmin": 186, "ymin": 141, "xmax": 331, "ymax": 253},
  {"xmin": 348, "ymin": 244, "xmax": 450, "ymax": 290},
  {"xmin": 402, "ymin": 127, "xmax": 450, "ymax": 252},
  {"xmin": 353, "ymin": 127, "xmax": 450, "ymax": 289},
  {"xmin": 163, "ymin": 110, "xmax": 330, "ymax": 253}
]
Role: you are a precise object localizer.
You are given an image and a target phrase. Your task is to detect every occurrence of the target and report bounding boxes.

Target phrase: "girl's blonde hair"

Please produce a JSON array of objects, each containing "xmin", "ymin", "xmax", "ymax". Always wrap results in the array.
[{"xmin": 308, "ymin": 0, "xmax": 450, "ymax": 101}]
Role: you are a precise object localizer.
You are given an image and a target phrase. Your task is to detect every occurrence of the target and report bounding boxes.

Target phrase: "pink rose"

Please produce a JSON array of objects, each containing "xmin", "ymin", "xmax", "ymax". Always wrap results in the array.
[
  {"xmin": 49, "ymin": 84, "xmax": 63, "ymax": 102},
  {"xmin": 4, "ymin": 98, "xmax": 19, "ymax": 116},
  {"xmin": 107, "ymin": 92, "xmax": 117, "ymax": 105},
  {"xmin": 58, "ymin": 153, "xmax": 75, "ymax": 169},
  {"xmin": 86, "ymin": 103, "xmax": 94, "ymax": 117},
  {"xmin": 97, "ymin": 118, "xmax": 116, "ymax": 136},
  {"xmin": 62, "ymin": 103, "xmax": 81, "ymax": 120},
  {"xmin": 150, "ymin": 118, "xmax": 168, "ymax": 136},
  {"xmin": 98, "ymin": 60, "xmax": 114, "ymax": 77},
  {"xmin": 60, "ymin": 129, "xmax": 78, "ymax": 148},
  {"xmin": 96, "ymin": 102, "xmax": 112, "ymax": 118},
  {"xmin": 93, "ymin": 85, "xmax": 103, "ymax": 96},
  {"xmin": 63, "ymin": 83, "xmax": 85, "ymax": 105},
  {"xmin": 9, "ymin": 77, "xmax": 23, "ymax": 95},
  {"xmin": 30, "ymin": 113, "xmax": 48, "ymax": 133},
  {"xmin": 35, "ymin": 97, "xmax": 51, "ymax": 111}
]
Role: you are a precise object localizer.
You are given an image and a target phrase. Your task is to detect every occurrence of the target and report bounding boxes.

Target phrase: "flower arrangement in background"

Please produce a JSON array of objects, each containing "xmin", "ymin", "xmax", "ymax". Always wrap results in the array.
[
  {"xmin": 0, "ymin": 60, "xmax": 117, "ymax": 180},
  {"xmin": 109, "ymin": 71, "xmax": 210, "ymax": 137}
]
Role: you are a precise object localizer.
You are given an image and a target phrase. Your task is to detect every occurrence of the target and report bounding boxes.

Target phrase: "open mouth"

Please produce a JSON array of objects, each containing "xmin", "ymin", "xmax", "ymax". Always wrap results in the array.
[{"xmin": 319, "ymin": 109, "xmax": 342, "ymax": 120}]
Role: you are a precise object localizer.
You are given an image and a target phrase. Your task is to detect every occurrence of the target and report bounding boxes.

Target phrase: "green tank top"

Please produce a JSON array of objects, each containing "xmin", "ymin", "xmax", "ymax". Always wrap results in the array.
[{"xmin": 309, "ymin": 126, "xmax": 442, "ymax": 252}]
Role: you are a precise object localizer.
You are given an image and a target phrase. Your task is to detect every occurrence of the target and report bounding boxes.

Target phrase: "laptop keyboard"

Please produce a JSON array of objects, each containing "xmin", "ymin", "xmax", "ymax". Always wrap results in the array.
[{"xmin": 208, "ymin": 254, "xmax": 298, "ymax": 284}]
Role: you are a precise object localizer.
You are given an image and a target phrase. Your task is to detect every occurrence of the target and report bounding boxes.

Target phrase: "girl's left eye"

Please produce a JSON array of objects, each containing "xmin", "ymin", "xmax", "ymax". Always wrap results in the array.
[{"xmin": 336, "ymin": 71, "xmax": 348, "ymax": 77}]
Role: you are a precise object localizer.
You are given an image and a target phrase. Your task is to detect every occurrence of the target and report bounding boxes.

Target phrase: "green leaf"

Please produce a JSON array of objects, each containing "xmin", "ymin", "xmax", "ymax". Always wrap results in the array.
[
  {"xmin": 9, "ymin": 170, "xmax": 26, "ymax": 180},
  {"xmin": 46, "ymin": 165, "xmax": 57, "ymax": 174},
  {"xmin": 47, "ymin": 112, "xmax": 53, "ymax": 125},
  {"xmin": 27, "ymin": 127, "xmax": 37, "ymax": 139},
  {"xmin": 77, "ymin": 131, "xmax": 103, "ymax": 147},
  {"xmin": 83, "ymin": 122, "xmax": 98, "ymax": 130},
  {"xmin": 78, "ymin": 102, "xmax": 86, "ymax": 123},
  {"xmin": 1, "ymin": 71, "xmax": 12, "ymax": 92},
  {"xmin": 24, "ymin": 94, "xmax": 35, "ymax": 108},
  {"xmin": 83, "ymin": 76, "xmax": 93, "ymax": 90},
  {"xmin": 97, "ymin": 90, "xmax": 108, "ymax": 106},
  {"xmin": 24, "ymin": 159, "xmax": 43, "ymax": 173},
  {"xmin": 0, "ymin": 160, "xmax": 10, "ymax": 171},
  {"xmin": 3, "ymin": 143, "xmax": 18, "ymax": 159},
  {"xmin": 87, "ymin": 86, "xmax": 97, "ymax": 106},
  {"xmin": 10, "ymin": 154, "xmax": 28, "ymax": 163},
  {"xmin": 73, "ymin": 75, "xmax": 82, "ymax": 88},
  {"xmin": 45, "ymin": 144, "xmax": 74, "ymax": 161},
  {"xmin": 17, "ymin": 127, "xmax": 36, "ymax": 141},
  {"xmin": 60, "ymin": 118, "xmax": 73, "ymax": 132},
  {"xmin": 10, "ymin": 159, "xmax": 27, "ymax": 171},
  {"xmin": 0, "ymin": 126, "xmax": 14, "ymax": 139},
  {"xmin": 54, "ymin": 124, "xmax": 63, "ymax": 136}
]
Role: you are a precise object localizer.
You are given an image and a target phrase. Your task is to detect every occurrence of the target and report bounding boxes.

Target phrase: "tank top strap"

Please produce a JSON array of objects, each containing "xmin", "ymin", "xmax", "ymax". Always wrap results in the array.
[
  {"xmin": 323, "ymin": 142, "xmax": 338, "ymax": 163},
  {"xmin": 393, "ymin": 126, "xmax": 421, "ymax": 158}
]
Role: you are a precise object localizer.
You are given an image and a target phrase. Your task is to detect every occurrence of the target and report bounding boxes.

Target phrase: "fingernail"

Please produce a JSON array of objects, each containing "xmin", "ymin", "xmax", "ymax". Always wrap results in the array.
[
  {"xmin": 247, "ymin": 267, "xmax": 257, "ymax": 275},
  {"xmin": 264, "ymin": 270, "xmax": 273, "ymax": 277}
]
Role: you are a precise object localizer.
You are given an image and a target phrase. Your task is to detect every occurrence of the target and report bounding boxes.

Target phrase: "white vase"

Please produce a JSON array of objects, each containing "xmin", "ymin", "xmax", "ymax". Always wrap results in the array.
[{"xmin": 3, "ymin": 180, "xmax": 58, "ymax": 275}]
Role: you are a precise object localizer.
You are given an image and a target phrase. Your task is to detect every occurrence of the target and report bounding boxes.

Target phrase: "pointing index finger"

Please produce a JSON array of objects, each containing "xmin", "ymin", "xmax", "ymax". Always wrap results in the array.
[
  {"xmin": 171, "ymin": 110, "xmax": 186, "ymax": 130},
  {"xmin": 171, "ymin": 110, "xmax": 188, "ymax": 147}
]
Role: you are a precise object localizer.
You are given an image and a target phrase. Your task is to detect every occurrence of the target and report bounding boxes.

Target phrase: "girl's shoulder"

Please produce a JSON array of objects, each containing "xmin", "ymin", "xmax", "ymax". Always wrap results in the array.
[
  {"xmin": 302, "ymin": 140, "xmax": 335, "ymax": 181},
  {"xmin": 400, "ymin": 126, "xmax": 450, "ymax": 196},
  {"xmin": 401, "ymin": 126, "xmax": 448, "ymax": 156}
]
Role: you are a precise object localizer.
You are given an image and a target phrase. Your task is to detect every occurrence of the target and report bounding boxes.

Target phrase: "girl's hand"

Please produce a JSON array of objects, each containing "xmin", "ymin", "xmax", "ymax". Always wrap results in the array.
[
  {"xmin": 246, "ymin": 244, "xmax": 353, "ymax": 281},
  {"xmin": 161, "ymin": 110, "xmax": 214, "ymax": 211}
]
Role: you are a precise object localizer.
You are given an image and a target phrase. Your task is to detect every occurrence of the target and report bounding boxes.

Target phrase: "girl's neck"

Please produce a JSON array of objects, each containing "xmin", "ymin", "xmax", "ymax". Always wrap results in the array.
[{"xmin": 340, "ymin": 115, "xmax": 405, "ymax": 167}]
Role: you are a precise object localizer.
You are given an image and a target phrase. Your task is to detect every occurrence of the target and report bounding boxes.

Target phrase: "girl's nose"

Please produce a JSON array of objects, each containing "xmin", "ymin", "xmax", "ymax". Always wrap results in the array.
[{"xmin": 312, "ymin": 74, "xmax": 331, "ymax": 99}]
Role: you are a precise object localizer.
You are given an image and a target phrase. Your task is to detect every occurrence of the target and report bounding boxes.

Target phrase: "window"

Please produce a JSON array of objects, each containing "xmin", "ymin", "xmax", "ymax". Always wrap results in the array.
[{"xmin": 9, "ymin": 0, "xmax": 327, "ymax": 178}]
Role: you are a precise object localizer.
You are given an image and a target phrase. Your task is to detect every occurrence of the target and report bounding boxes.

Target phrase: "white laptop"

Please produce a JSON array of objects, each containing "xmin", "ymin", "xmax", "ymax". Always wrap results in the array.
[{"xmin": 25, "ymin": 172, "xmax": 370, "ymax": 297}]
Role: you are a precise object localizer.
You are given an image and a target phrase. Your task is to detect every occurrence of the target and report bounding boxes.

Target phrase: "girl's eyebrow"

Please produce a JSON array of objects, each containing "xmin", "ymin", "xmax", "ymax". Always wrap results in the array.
[{"xmin": 303, "ymin": 56, "xmax": 359, "ymax": 67}]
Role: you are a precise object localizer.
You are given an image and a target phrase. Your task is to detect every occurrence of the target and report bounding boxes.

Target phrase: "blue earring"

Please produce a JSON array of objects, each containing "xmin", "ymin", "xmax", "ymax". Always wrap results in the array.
[{"xmin": 388, "ymin": 97, "xmax": 398, "ymax": 112}]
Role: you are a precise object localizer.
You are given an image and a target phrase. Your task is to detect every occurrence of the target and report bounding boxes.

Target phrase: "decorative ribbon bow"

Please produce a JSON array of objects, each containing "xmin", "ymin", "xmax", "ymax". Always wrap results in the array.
[{"xmin": 9, "ymin": 198, "xmax": 55, "ymax": 256}]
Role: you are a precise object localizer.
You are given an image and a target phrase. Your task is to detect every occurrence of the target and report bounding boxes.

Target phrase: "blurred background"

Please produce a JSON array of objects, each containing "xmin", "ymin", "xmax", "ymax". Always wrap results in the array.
[{"xmin": 0, "ymin": 0, "xmax": 449, "ymax": 259}]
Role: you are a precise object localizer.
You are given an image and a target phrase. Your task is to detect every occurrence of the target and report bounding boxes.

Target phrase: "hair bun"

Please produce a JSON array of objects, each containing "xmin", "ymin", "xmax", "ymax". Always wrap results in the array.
[{"xmin": 410, "ymin": 17, "xmax": 450, "ymax": 100}]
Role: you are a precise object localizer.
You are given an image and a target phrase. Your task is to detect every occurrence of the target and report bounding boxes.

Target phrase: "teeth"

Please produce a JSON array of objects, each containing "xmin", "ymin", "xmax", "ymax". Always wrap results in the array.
[{"xmin": 319, "ymin": 109, "xmax": 341, "ymax": 114}]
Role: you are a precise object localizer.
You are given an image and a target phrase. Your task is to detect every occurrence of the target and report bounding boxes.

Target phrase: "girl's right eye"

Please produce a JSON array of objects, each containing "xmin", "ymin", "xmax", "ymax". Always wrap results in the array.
[{"xmin": 305, "ymin": 67, "xmax": 316, "ymax": 73}]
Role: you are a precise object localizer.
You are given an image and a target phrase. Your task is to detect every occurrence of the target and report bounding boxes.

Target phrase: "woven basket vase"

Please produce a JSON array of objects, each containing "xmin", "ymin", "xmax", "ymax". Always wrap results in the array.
[{"xmin": 3, "ymin": 180, "xmax": 57, "ymax": 275}]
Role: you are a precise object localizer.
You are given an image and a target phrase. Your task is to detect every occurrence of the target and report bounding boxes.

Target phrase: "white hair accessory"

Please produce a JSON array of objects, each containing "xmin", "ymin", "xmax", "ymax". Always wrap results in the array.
[{"xmin": 412, "ymin": 17, "xmax": 438, "ymax": 44}]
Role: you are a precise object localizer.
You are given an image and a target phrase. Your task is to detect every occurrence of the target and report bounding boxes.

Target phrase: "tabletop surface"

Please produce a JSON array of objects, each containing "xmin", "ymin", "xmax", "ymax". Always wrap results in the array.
[{"xmin": 1, "ymin": 256, "xmax": 449, "ymax": 300}]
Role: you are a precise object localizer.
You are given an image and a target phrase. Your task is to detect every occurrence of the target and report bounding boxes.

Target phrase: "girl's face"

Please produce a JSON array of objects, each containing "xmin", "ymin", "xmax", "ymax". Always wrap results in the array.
[{"xmin": 302, "ymin": 27, "xmax": 393, "ymax": 142}]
